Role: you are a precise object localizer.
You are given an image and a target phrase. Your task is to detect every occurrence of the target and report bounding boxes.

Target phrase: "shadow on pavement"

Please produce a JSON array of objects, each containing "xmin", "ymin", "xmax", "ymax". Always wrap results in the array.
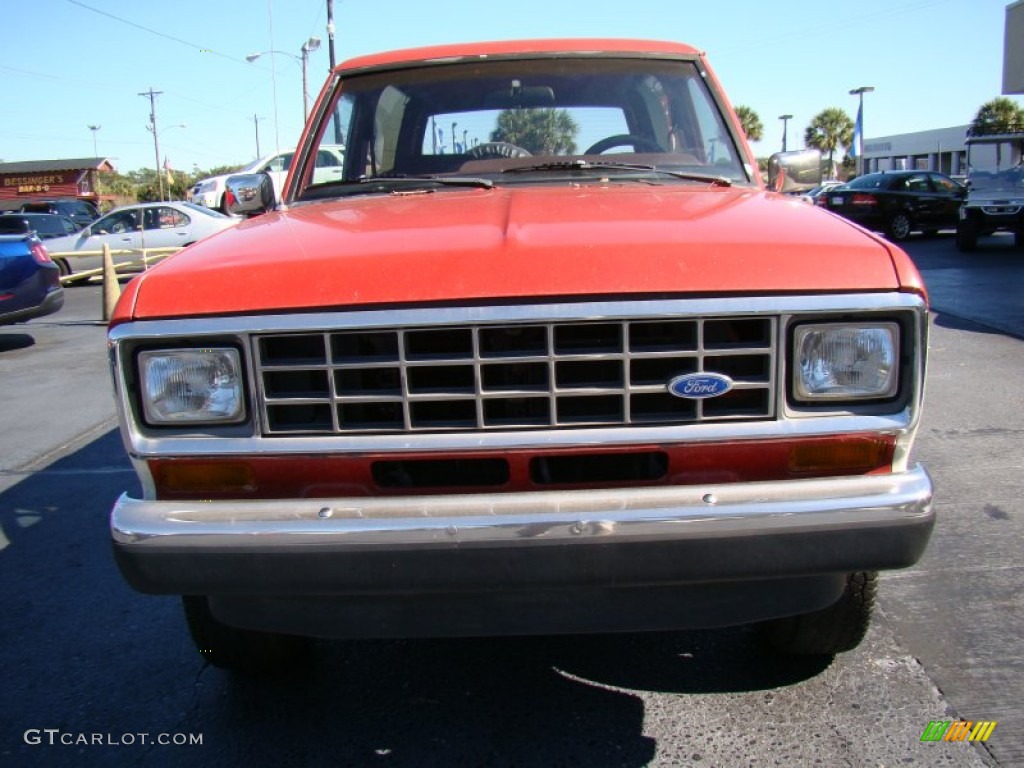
[
  {"xmin": 902, "ymin": 235, "xmax": 1024, "ymax": 341},
  {"xmin": 204, "ymin": 629, "xmax": 830, "ymax": 766},
  {"xmin": 0, "ymin": 332, "xmax": 35, "ymax": 353},
  {"xmin": 932, "ymin": 311, "xmax": 1012, "ymax": 336},
  {"xmin": 1, "ymin": 428, "xmax": 832, "ymax": 768}
]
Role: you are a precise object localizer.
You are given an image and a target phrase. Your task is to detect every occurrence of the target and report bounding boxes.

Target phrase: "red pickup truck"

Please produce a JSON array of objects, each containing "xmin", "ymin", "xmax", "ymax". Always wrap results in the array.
[{"xmin": 107, "ymin": 39, "xmax": 933, "ymax": 673}]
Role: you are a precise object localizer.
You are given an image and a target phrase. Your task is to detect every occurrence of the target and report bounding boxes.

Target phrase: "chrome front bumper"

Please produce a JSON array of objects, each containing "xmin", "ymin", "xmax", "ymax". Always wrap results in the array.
[{"xmin": 112, "ymin": 466, "xmax": 934, "ymax": 597}]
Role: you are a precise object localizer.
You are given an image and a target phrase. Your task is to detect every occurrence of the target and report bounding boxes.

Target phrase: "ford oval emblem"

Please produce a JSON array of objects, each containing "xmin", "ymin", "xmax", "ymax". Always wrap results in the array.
[{"xmin": 667, "ymin": 372, "xmax": 734, "ymax": 399}]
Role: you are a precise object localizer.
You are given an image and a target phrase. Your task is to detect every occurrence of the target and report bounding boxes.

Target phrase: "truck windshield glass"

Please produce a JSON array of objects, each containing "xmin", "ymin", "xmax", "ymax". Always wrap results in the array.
[
  {"xmin": 297, "ymin": 56, "xmax": 749, "ymax": 197},
  {"xmin": 966, "ymin": 137, "xmax": 1024, "ymax": 194}
]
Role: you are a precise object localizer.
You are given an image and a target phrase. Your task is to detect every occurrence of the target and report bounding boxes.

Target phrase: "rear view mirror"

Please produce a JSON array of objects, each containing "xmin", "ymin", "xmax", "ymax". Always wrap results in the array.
[
  {"xmin": 484, "ymin": 81, "xmax": 556, "ymax": 109},
  {"xmin": 768, "ymin": 149, "xmax": 823, "ymax": 193}
]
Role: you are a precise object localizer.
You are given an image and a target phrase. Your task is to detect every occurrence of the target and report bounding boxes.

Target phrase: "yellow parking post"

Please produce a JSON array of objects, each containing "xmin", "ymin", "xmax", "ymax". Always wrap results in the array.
[{"xmin": 102, "ymin": 243, "xmax": 122, "ymax": 322}]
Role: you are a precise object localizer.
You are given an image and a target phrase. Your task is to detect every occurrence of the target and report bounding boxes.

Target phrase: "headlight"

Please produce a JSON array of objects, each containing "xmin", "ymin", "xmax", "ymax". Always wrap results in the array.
[
  {"xmin": 794, "ymin": 323, "xmax": 899, "ymax": 401},
  {"xmin": 139, "ymin": 348, "xmax": 245, "ymax": 424}
]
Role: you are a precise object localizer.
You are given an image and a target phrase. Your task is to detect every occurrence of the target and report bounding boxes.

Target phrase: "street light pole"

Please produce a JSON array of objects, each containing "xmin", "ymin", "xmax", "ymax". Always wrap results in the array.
[
  {"xmin": 87, "ymin": 124, "xmax": 101, "ymax": 157},
  {"xmin": 300, "ymin": 37, "xmax": 321, "ymax": 120},
  {"xmin": 326, "ymin": 0, "xmax": 337, "ymax": 71},
  {"xmin": 327, "ymin": 0, "xmax": 344, "ymax": 145},
  {"xmin": 849, "ymin": 86, "xmax": 874, "ymax": 176},
  {"xmin": 253, "ymin": 114, "xmax": 264, "ymax": 158},
  {"xmin": 778, "ymin": 114, "xmax": 792, "ymax": 152},
  {"xmin": 247, "ymin": 37, "xmax": 320, "ymax": 124},
  {"xmin": 87, "ymin": 125, "xmax": 102, "ymax": 203}
]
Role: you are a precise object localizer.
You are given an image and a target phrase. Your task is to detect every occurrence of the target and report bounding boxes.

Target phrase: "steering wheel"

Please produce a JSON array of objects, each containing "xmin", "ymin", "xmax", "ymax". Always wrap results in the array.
[
  {"xmin": 584, "ymin": 134, "xmax": 664, "ymax": 154},
  {"xmin": 466, "ymin": 142, "xmax": 533, "ymax": 159}
]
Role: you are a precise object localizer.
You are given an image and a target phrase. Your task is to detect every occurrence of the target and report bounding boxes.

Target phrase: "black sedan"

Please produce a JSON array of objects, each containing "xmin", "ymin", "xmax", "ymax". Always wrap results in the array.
[
  {"xmin": 0, "ymin": 231, "xmax": 63, "ymax": 325},
  {"xmin": 19, "ymin": 198, "xmax": 100, "ymax": 228},
  {"xmin": 824, "ymin": 171, "xmax": 965, "ymax": 241}
]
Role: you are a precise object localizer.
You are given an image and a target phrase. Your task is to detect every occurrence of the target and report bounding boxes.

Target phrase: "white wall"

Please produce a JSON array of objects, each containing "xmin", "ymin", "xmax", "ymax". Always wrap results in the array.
[{"xmin": 1004, "ymin": 1, "xmax": 1024, "ymax": 94}]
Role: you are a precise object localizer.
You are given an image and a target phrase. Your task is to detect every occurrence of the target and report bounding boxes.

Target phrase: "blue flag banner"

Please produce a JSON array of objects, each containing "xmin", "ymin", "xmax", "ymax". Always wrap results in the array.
[{"xmin": 851, "ymin": 103, "xmax": 863, "ymax": 158}]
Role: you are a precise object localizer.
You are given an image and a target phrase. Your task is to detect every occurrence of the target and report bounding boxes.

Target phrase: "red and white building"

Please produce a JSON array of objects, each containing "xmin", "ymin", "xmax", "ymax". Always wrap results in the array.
[{"xmin": 0, "ymin": 157, "xmax": 114, "ymax": 211}]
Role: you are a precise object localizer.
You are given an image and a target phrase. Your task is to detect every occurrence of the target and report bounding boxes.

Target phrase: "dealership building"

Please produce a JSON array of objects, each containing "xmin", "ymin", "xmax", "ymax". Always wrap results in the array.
[{"xmin": 859, "ymin": 125, "xmax": 972, "ymax": 177}]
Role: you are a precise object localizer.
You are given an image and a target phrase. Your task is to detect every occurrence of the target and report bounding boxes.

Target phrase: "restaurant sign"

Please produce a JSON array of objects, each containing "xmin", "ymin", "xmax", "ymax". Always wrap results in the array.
[{"xmin": 2, "ymin": 172, "xmax": 73, "ymax": 194}]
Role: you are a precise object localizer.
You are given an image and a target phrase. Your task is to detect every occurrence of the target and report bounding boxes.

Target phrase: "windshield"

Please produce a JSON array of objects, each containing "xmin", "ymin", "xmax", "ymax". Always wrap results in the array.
[
  {"xmin": 966, "ymin": 138, "xmax": 1024, "ymax": 195},
  {"xmin": 294, "ymin": 55, "xmax": 750, "ymax": 200},
  {"xmin": 240, "ymin": 153, "xmax": 293, "ymax": 174},
  {"xmin": 180, "ymin": 201, "xmax": 231, "ymax": 218}
]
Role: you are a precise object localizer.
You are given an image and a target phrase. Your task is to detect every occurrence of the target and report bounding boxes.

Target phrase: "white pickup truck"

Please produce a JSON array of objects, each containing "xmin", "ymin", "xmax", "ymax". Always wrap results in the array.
[
  {"xmin": 188, "ymin": 145, "xmax": 345, "ymax": 211},
  {"xmin": 957, "ymin": 124, "xmax": 1024, "ymax": 250}
]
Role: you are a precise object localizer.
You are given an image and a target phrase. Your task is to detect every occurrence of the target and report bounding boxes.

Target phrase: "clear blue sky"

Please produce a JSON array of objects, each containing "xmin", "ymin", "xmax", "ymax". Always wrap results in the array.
[{"xmin": 2, "ymin": 0, "xmax": 1019, "ymax": 174}]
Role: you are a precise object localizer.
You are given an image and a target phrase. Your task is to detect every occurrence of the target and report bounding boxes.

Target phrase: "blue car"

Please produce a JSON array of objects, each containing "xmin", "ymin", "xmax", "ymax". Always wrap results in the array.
[{"xmin": 0, "ymin": 232, "xmax": 64, "ymax": 325}]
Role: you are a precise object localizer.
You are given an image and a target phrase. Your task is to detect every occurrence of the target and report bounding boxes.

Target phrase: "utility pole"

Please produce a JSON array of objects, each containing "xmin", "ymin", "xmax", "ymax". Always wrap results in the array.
[{"xmin": 139, "ymin": 87, "xmax": 165, "ymax": 201}]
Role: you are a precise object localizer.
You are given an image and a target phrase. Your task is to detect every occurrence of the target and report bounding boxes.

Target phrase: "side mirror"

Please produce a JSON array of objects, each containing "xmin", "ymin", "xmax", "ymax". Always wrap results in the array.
[
  {"xmin": 767, "ymin": 149, "xmax": 823, "ymax": 193},
  {"xmin": 225, "ymin": 172, "xmax": 275, "ymax": 217}
]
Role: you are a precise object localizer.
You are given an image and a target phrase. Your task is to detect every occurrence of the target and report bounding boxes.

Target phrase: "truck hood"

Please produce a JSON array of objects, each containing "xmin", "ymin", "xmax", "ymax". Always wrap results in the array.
[
  {"xmin": 966, "ymin": 185, "xmax": 1024, "ymax": 202},
  {"xmin": 118, "ymin": 184, "xmax": 908, "ymax": 321}
]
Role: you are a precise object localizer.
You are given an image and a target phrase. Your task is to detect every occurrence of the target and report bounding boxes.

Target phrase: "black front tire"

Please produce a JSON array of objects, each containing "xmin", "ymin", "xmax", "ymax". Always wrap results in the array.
[
  {"xmin": 182, "ymin": 595, "xmax": 312, "ymax": 675},
  {"xmin": 758, "ymin": 571, "xmax": 877, "ymax": 656},
  {"xmin": 956, "ymin": 221, "xmax": 978, "ymax": 252}
]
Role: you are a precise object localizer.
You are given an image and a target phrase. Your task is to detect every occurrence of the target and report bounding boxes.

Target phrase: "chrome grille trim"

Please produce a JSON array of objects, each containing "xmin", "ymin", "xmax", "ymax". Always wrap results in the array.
[
  {"xmin": 254, "ymin": 317, "xmax": 778, "ymax": 435},
  {"xmin": 109, "ymin": 294, "xmax": 928, "ymax": 458}
]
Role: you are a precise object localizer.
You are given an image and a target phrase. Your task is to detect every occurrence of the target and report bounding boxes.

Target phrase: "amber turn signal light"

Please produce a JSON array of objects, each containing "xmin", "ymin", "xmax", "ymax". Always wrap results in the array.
[
  {"xmin": 153, "ymin": 462, "xmax": 256, "ymax": 495},
  {"xmin": 788, "ymin": 438, "xmax": 893, "ymax": 474}
]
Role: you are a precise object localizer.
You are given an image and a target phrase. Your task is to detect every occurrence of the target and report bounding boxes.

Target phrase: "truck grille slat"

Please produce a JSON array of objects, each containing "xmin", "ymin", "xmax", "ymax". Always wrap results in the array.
[{"xmin": 255, "ymin": 317, "xmax": 777, "ymax": 435}]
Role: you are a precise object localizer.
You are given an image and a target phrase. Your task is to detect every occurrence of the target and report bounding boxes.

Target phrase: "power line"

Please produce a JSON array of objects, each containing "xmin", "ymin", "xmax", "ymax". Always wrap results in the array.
[{"xmin": 65, "ymin": 0, "xmax": 249, "ymax": 64}]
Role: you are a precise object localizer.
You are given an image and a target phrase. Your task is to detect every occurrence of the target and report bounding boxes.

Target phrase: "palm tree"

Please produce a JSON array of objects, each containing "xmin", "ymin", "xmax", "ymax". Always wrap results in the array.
[
  {"xmin": 491, "ymin": 109, "xmax": 578, "ymax": 155},
  {"xmin": 734, "ymin": 105, "xmax": 764, "ymax": 142},
  {"xmin": 971, "ymin": 97, "xmax": 1024, "ymax": 135},
  {"xmin": 804, "ymin": 108, "xmax": 854, "ymax": 178}
]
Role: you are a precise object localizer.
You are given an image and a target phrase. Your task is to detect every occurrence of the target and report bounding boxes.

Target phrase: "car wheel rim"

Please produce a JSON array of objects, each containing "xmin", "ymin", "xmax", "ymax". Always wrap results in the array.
[{"xmin": 892, "ymin": 216, "xmax": 910, "ymax": 239}]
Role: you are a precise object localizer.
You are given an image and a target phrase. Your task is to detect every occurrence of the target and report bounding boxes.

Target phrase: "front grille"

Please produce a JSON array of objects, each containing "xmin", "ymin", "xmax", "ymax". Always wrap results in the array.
[{"xmin": 254, "ymin": 317, "xmax": 777, "ymax": 435}]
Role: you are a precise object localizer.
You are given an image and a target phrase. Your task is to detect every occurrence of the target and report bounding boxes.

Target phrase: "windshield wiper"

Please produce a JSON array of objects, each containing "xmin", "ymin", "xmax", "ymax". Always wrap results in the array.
[
  {"xmin": 297, "ymin": 175, "xmax": 494, "ymax": 203},
  {"xmin": 502, "ymin": 159, "xmax": 732, "ymax": 187},
  {"xmin": 358, "ymin": 174, "xmax": 494, "ymax": 189}
]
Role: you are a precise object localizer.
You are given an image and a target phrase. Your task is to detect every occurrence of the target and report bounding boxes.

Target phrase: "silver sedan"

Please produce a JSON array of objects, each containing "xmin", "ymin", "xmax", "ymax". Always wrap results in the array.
[{"xmin": 45, "ymin": 201, "xmax": 239, "ymax": 278}]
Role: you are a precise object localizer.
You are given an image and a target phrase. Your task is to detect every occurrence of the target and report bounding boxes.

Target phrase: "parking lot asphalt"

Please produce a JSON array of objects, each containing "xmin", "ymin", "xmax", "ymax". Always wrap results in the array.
[
  {"xmin": 908, "ymin": 232, "xmax": 1024, "ymax": 340},
  {"xmin": 0, "ymin": 231, "xmax": 1019, "ymax": 767}
]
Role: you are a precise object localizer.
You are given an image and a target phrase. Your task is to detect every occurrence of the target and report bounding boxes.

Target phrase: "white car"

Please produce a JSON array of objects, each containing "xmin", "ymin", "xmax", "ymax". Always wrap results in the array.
[
  {"xmin": 188, "ymin": 146, "xmax": 345, "ymax": 211},
  {"xmin": 44, "ymin": 201, "xmax": 239, "ymax": 277},
  {"xmin": 797, "ymin": 180, "xmax": 843, "ymax": 206}
]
